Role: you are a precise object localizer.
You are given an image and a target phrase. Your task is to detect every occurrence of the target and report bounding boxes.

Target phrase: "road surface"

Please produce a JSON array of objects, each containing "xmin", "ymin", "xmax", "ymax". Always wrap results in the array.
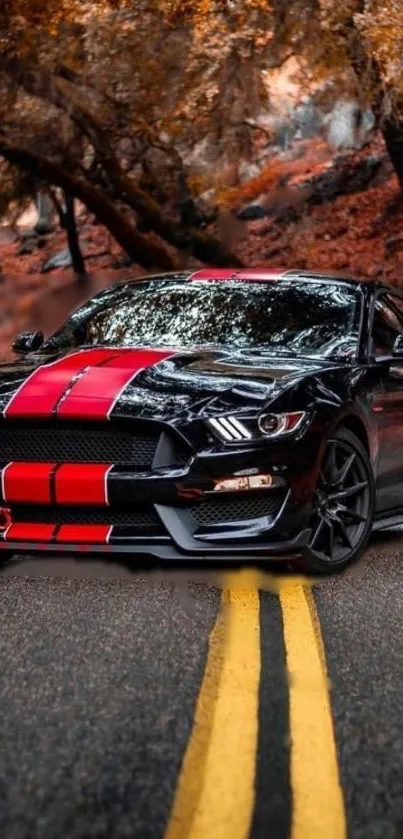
[{"xmin": 0, "ymin": 531, "xmax": 402, "ymax": 839}]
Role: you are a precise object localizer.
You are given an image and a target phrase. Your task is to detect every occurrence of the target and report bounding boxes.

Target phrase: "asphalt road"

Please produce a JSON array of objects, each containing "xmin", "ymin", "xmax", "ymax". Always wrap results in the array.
[{"xmin": 0, "ymin": 533, "xmax": 402, "ymax": 839}]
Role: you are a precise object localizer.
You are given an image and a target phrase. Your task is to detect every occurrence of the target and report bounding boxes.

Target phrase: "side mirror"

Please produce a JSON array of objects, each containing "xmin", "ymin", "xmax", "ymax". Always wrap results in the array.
[
  {"xmin": 12, "ymin": 330, "xmax": 44, "ymax": 354},
  {"xmin": 393, "ymin": 334, "xmax": 403, "ymax": 357}
]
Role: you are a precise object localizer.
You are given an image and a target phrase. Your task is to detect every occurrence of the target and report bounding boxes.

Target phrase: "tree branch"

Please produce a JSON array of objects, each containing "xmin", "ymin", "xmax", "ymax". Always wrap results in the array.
[
  {"xmin": 3, "ymin": 59, "xmax": 243, "ymax": 267},
  {"xmin": 0, "ymin": 137, "xmax": 177, "ymax": 271}
]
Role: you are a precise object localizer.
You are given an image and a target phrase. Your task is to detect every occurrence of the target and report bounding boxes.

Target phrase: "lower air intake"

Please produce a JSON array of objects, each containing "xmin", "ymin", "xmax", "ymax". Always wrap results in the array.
[{"xmin": 190, "ymin": 492, "xmax": 285, "ymax": 526}]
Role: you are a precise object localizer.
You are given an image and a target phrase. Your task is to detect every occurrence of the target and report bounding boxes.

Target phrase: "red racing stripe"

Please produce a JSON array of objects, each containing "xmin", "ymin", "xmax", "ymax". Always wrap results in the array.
[
  {"xmin": 2, "ymin": 462, "xmax": 56, "ymax": 504},
  {"xmin": 5, "ymin": 523, "xmax": 55, "ymax": 542},
  {"xmin": 231, "ymin": 269, "xmax": 288, "ymax": 281},
  {"xmin": 56, "ymin": 524, "xmax": 111, "ymax": 543},
  {"xmin": 189, "ymin": 269, "xmax": 239, "ymax": 281},
  {"xmin": 189, "ymin": 268, "xmax": 288, "ymax": 282},
  {"xmin": 55, "ymin": 464, "xmax": 111, "ymax": 505},
  {"xmin": 4, "ymin": 348, "xmax": 118, "ymax": 419},
  {"xmin": 57, "ymin": 348, "xmax": 175, "ymax": 420}
]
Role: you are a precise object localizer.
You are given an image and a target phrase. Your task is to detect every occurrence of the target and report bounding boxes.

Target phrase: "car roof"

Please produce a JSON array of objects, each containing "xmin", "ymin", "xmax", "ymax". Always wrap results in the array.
[
  {"xmin": 125, "ymin": 268, "xmax": 374, "ymax": 287},
  {"xmin": 101, "ymin": 268, "xmax": 403, "ymax": 306}
]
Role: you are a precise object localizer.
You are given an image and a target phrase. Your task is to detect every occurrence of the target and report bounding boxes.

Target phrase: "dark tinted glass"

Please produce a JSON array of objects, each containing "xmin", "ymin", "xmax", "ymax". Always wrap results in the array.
[
  {"xmin": 372, "ymin": 297, "xmax": 403, "ymax": 356},
  {"xmin": 47, "ymin": 278, "xmax": 361, "ymax": 358},
  {"xmin": 386, "ymin": 294, "xmax": 403, "ymax": 325}
]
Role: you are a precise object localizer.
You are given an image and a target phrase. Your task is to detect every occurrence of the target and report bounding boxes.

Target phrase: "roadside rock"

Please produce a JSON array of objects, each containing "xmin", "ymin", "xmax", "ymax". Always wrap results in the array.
[
  {"xmin": 236, "ymin": 153, "xmax": 386, "ymax": 223},
  {"xmin": 41, "ymin": 248, "xmax": 72, "ymax": 273},
  {"xmin": 34, "ymin": 219, "xmax": 54, "ymax": 236},
  {"xmin": 306, "ymin": 154, "xmax": 385, "ymax": 205},
  {"xmin": 21, "ymin": 228, "xmax": 39, "ymax": 241},
  {"xmin": 237, "ymin": 202, "xmax": 269, "ymax": 221},
  {"xmin": 16, "ymin": 238, "xmax": 38, "ymax": 256}
]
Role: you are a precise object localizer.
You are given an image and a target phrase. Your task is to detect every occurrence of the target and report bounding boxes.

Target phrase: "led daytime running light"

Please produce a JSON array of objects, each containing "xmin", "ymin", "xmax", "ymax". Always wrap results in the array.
[{"xmin": 208, "ymin": 416, "xmax": 252, "ymax": 442}]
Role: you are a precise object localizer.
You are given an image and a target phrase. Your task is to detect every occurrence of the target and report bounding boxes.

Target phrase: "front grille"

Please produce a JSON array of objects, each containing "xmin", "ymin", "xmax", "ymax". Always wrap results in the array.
[
  {"xmin": 0, "ymin": 421, "xmax": 188, "ymax": 468},
  {"xmin": 9, "ymin": 504, "xmax": 164, "ymax": 533},
  {"xmin": 190, "ymin": 492, "xmax": 285, "ymax": 526}
]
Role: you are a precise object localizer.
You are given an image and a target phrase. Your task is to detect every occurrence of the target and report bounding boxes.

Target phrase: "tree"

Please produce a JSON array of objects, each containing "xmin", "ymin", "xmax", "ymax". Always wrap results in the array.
[
  {"xmin": 64, "ymin": 193, "xmax": 87, "ymax": 279},
  {"xmin": 348, "ymin": 1, "xmax": 403, "ymax": 191},
  {"xmin": 0, "ymin": 0, "xmax": 245, "ymax": 271},
  {"xmin": 267, "ymin": 0, "xmax": 403, "ymax": 192},
  {"xmin": 4, "ymin": 0, "xmax": 403, "ymax": 277}
]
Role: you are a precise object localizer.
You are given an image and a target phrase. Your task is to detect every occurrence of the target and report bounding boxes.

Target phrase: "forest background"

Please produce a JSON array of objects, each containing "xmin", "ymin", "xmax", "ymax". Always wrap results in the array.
[{"xmin": 0, "ymin": 0, "xmax": 402, "ymax": 356}]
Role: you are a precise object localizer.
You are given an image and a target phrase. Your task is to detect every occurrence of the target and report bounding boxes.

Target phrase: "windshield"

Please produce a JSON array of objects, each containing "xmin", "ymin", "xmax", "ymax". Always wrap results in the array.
[{"xmin": 46, "ymin": 278, "xmax": 362, "ymax": 359}]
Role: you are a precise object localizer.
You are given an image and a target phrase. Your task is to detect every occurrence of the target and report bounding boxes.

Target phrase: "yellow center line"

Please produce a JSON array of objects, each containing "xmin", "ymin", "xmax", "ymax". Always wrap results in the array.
[
  {"xmin": 279, "ymin": 583, "xmax": 346, "ymax": 839},
  {"xmin": 165, "ymin": 588, "xmax": 261, "ymax": 839}
]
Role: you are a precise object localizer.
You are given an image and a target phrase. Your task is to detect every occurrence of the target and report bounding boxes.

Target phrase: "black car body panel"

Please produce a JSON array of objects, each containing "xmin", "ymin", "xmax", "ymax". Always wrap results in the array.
[{"xmin": 0, "ymin": 268, "xmax": 402, "ymax": 564}]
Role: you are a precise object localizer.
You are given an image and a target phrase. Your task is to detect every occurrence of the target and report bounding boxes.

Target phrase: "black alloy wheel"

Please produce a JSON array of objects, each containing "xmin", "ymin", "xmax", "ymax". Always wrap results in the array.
[{"xmin": 303, "ymin": 427, "xmax": 374, "ymax": 574}]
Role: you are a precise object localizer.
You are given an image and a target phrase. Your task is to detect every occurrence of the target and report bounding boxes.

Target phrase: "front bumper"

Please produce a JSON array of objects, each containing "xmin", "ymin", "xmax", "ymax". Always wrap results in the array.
[
  {"xmin": 0, "ymin": 412, "xmax": 326, "ymax": 562},
  {"xmin": 0, "ymin": 424, "xmax": 320, "ymax": 563}
]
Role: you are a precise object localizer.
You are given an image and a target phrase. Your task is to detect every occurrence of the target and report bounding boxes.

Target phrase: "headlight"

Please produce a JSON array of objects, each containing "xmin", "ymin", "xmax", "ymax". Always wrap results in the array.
[
  {"xmin": 207, "ymin": 411, "xmax": 307, "ymax": 442},
  {"xmin": 258, "ymin": 411, "xmax": 306, "ymax": 437}
]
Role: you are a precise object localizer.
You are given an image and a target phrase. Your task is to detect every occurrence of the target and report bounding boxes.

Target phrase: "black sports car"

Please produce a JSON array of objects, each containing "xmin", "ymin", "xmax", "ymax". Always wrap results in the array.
[{"xmin": 1, "ymin": 267, "xmax": 403, "ymax": 573}]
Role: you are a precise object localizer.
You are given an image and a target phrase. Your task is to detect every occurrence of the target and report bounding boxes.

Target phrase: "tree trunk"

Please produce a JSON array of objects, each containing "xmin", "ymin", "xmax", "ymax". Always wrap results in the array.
[
  {"xmin": 4, "ymin": 60, "xmax": 243, "ymax": 268},
  {"xmin": 64, "ymin": 193, "xmax": 87, "ymax": 280},
  {"xmin": 0, "ymin": 139, "xmax": 177, "ymax": 271},
  {"xmin": 34, "ymin": 188, "xmax": 55, "ymax": 234},
  {"xmin": 380, "ymin": 119, "xmax": 403, "ymax": 193},
  {"xmin": 346, "ymin": 19, "xmax": 403, "ymax": 196},
  {"xmin": 47, "ymin": 187, "xmax": 67, "ymax": 229},
  {"xmin": 59, "ymin": 60, "xmax": 205, "ymax": 228}
]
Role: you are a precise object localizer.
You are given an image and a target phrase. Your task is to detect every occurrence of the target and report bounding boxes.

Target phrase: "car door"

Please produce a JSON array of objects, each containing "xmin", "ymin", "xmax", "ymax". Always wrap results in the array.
[{"xmin": 371, "ymin": 291, "xmax": 403, "ymax": 512}]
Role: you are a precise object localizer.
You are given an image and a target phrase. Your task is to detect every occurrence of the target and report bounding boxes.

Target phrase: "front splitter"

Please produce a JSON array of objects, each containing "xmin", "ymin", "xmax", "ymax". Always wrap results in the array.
[{"xmin": 0, "ymin": 528, "xmax": 311, "ymax": 563}]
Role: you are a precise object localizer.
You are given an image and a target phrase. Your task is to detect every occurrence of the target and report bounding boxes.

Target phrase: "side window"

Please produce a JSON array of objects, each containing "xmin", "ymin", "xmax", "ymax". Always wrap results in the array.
[
  {"xmin": 386, "ymin": 294, "xmax": 403, "ymax": 324},
  {"xmin": 371, "ymin": 297, "xmax": 403, "ymax": 357}
]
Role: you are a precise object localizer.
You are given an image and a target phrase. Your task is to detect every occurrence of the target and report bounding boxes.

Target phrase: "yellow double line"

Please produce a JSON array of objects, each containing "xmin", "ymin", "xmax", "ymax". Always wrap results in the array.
[{"xmin": 166, "ymin": 581, "xmax": 346, "ymax": 839}]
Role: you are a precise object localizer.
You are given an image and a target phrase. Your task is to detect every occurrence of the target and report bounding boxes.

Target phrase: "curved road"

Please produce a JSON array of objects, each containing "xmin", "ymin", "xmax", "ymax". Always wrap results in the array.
[{"xmin": 0, "ymin": 532, "xmax": 402, "ymax": 839}]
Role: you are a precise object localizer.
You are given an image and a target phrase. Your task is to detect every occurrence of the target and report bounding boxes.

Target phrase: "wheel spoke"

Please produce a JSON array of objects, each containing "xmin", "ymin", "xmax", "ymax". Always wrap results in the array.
[
  {"xmin": 327, "ymin": 519, "xmax": 335, "ymax": 560},
  {"xmin": 335, "ymin": 453, "xmax": 356, "ymax": 487},
  {"xmin": 339, "ymin": 505, "xmax": 367, "ymax": 523},
  {"xmin": 330, "ymin": 481, "xmax": 367, "ymax": 501},
  {"xmin": 334, "ymin": 516, "xmax": 353, "ymax": 549},
  {"xmin": 311, "ymin": 515, "xmax": 326, "ymax": 548},
  {"xmin": 326, "ymin": 443, "xmax": 338, "ymax": 485}
]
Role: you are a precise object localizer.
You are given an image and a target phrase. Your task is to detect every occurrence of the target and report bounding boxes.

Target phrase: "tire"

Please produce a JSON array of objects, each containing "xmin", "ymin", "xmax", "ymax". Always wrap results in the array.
[{"xmin": 302, "ymin": 427, "xmax": 374, "ymax": 575}]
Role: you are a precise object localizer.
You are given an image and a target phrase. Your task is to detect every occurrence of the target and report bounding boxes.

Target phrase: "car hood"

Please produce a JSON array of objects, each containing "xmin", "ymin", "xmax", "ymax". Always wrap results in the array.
[{"xmin": 0, "ymin": 346, "xmax": 340, "ymax": 422}]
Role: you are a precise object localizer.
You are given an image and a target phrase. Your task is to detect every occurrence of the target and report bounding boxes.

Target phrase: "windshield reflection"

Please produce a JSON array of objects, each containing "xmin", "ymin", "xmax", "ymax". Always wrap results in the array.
[{"xmin": 48, "ymin": 279, "xmax": 361, "ymax": 359}]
